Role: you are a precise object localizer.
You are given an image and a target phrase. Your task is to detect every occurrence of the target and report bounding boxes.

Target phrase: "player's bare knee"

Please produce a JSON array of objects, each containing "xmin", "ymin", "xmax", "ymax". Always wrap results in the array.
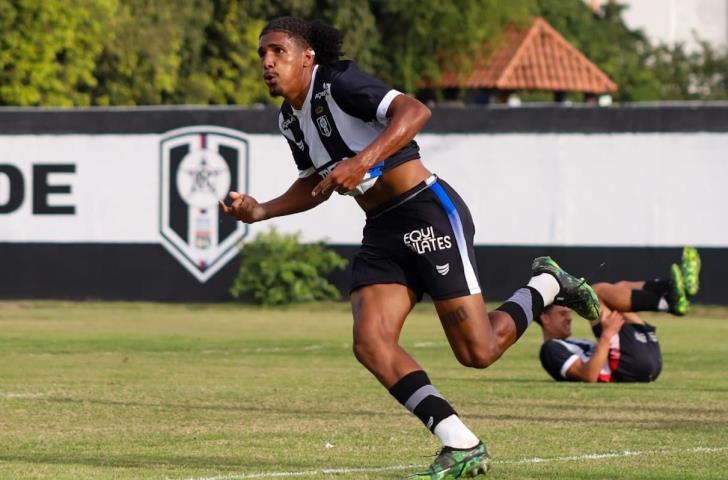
[
  {"xmin": 593, "ymin": 282, "xmax": 610, "ymax": 296},
  {"xmin": 353, "ymin": 338, "xmax": 396, "ymax": 374},
  {"xmin": 453, "ymin": 347, "xmax": 498, "ymax": 369},
  {"xmin": 352, "ymin": 337, "xmax": 375, "ymax": 366},
  {"xmin": 469, "ymin": 349, "xmax": 500, "ymax": 369},
  {"xmin": 352, "ymin": 326, "xmax": 388, "ymax": 367}
]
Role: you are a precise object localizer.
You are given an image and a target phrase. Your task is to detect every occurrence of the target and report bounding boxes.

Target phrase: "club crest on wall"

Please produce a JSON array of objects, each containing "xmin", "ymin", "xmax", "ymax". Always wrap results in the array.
[{"xmin": 159, "ymin": 126, "xmax": 249, "ymax": 282}]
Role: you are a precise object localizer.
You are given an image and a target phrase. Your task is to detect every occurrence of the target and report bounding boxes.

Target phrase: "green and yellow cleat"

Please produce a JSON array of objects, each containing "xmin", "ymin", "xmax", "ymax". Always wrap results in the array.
[
  {"xmin": 407, "ymin": 442, "xmax": 490, "ymax": 479},
  {"xmin": 668, "ymin": 263, "xmax": 689, "ymax": 316},
  {"xmin": 681, "ymin": 246, "xmax": 701, "ymax": 297},
  {"xmin": 531, "ymin": 256, "xmax": 601, "ymax": 321}
]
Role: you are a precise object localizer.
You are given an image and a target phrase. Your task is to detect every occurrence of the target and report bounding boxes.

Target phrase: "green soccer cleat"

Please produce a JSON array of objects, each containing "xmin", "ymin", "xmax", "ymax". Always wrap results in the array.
[
  {"xmin": 407, "ymin": 442, "xmax": 490, "ymax": 479},
  {"xmin": 681, "ymin": 246, "xmax": 701, "ymax": 297},
  {"xmin": 531, "ymin": 256, "xmax": 601, "ymax": 321},
  {"xmin": 668, "ymin": 263, "xmax": 689, "ymax": 316}
]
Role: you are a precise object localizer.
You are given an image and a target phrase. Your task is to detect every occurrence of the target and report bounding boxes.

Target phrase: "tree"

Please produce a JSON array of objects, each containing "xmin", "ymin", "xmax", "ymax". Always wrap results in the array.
[
  {"xmin": 371, "ymin": 0, "xmax": 534, "ymax": 92},
  {"xmin": 648, "ymin": 39, "xmax": 728, "ymax": 100},
  {"xmin": 0, "ymin": 0, "xmax": 114, "ymax": 106},
  {"xmin": 689, "ymin": 40, "xmax": 728, "ymax": 100},
  {"xmin": 175, "ymin": 0, "xmax": 269, "ymax": 105},
  {"xmin": 248, "ymin": 0, "xmax": 382, "ymax": 78},
  {"xmin": 90, "ymin": 0, "xmax": 211, "ymax": 105},
  {"xmin": 2, "ymin": 0, "xmax": 723, "ymax": 106},
  {"xmin": 173, "ymin": 0, "xmax": 381, "ymax": 105},
  {"xmin": 315, "ymin": 0, "xmax": 382, "ymax": 73}
]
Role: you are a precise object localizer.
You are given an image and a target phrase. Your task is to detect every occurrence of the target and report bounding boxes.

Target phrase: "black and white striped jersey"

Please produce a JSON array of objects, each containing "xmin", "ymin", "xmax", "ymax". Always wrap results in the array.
[{"xmin": 277, "ymin": 60, "xmax": 420, "ymax": 182}]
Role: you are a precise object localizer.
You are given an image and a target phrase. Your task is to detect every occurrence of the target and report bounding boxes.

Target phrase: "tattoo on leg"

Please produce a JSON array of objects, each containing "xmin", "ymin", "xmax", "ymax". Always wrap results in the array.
[
  {"xmin": 352, "ymin": 296, "xmax": 364, "ymax": 316},
  {"xmin": 441, "ymin": 306, "xmax": 469, "ymax": 327}
]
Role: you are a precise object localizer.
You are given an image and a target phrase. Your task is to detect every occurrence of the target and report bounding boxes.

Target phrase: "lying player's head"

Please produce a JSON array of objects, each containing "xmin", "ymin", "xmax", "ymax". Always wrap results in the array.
[
  {"xmin": 535, "ymin": 305, "xmax": 573, "ymax": 339},
  {"xmin": 258, "ymin": 17, "xmax": 344, "ymax": 97}
]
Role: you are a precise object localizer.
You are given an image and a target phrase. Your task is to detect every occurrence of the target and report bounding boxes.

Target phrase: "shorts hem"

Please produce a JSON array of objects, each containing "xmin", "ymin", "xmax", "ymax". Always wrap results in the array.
[
  {"xmin": 429, "ymin": 288, "xmax": 482, "ymax": 301},
  {"xmin": 350, "ymin": 280, "xmax": 423, "ymax": 299}
]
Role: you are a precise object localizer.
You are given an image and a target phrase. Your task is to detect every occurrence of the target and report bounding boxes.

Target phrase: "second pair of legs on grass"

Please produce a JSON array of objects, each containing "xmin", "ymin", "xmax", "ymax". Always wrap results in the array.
[{"xmin": 351, "ymin": 255, "xmax": 600, "ymax": 479}]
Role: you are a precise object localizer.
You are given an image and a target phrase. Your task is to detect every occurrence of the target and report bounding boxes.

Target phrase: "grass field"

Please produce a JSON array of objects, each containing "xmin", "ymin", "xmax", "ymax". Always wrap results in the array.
[{"xmin": 0, "ymin": 301, "xmax": 727, "ymax": 479}]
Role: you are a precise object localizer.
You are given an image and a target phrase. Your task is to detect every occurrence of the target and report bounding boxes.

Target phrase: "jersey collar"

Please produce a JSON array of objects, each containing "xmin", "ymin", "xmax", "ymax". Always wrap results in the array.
[{"xmin": 292, "ymin": 64, "xmax": 319, "ymax": 117}]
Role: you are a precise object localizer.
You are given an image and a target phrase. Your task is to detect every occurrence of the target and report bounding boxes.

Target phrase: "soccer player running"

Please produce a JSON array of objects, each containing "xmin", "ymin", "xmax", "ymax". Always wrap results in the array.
[
  {"xmin": 219, "ymin": 17, "xmax": 600, "ymax": 479},
  {"xmin": 537, "ymin": 247, "xmax": 701, "ymax": 383}
]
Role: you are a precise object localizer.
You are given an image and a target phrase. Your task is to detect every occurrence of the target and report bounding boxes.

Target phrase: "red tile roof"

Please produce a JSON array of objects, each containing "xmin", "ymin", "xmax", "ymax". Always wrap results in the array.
[{"xmin": 428, "ymin": 17, "xmax": 618, "ymax": 94}]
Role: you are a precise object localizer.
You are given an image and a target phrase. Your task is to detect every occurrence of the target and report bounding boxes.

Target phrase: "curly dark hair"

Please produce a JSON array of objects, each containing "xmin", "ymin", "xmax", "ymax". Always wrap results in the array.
[{"xmin": 260, "ymin": 16, "xmax": 344, "ymax": 64}]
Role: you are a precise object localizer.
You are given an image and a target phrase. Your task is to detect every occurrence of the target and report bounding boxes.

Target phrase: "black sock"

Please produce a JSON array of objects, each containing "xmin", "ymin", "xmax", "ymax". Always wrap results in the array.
[
  {"xmin": 630, "ymin": 289, "xmax": 663, "ymax": 311},
  {"xmin": 643, "ymin": 278, "xmax": 670, "ymax": 296},
  {"xmin": 495, "ymin": 286, "xmax": 545, "ymax": 339},
  {"xmin": 389, "ymin": 370, "xmax": 456, "ymax": 432}
]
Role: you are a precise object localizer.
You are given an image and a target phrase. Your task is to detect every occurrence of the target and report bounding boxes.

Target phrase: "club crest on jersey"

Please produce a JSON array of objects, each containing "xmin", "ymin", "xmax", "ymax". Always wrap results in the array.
[
  {"xmin": 316, "ymin": 115, "xmax": 332, "ymax": 137},
  {"xmin": 159, "ymin": 126, "xmax": 249, "ymax": 283}
]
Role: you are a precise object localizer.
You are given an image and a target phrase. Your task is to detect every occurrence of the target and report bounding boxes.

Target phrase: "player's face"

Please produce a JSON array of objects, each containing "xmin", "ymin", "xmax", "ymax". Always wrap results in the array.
[
  {"xmin": 258, "ymin": 31, "xmax": 311, "ymax": 99},
  {"xmin": 542, "ymin": 305, "xmax": 573, "ymax": 338}
]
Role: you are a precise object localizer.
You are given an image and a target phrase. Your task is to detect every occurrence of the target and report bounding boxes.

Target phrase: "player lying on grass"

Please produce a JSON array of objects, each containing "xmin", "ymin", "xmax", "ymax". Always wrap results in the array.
[
  {"xmin": 536, "ymin": 247, "xmax": 701, "ymax": 383},
  {"xmin": 219, "ymin": 16, "xmax": 601, "ymax": 479}
]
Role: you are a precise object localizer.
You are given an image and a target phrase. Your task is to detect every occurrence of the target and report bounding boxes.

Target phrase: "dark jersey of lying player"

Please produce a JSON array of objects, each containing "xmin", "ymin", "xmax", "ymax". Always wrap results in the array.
[
  {"xmin": 540, "ymin": 323, "xmax": 662, "ymax": 383},
  {"xmin": 539, "ymin": 338, "xmax": 612, "ymax": 382},
  {"xmin": 277, "ymin": 60, "xmax": 420, "ymax": 190}
]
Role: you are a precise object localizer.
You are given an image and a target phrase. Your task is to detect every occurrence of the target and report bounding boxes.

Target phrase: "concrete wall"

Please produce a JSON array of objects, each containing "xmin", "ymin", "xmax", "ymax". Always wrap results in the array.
[{"xmin": 1, "ymin": 105, "xmax": 726, "ymax": 303}]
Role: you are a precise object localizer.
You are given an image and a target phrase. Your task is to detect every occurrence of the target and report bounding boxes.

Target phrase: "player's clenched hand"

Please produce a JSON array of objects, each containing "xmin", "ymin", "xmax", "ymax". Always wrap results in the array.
[
  {"xmin": 311, "ymin": 156, "xmax": 368, "ymax": 197},
  {"xmin": 219, "ymin": 191, "xmax": 267, "ymax": 223},
  {"xmin": 600, "ymin": 309, "xmax": 625, "ymax": 337}
]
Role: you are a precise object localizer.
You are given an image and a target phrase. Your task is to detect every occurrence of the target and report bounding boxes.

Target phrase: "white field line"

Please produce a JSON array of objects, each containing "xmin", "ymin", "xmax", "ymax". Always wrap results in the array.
[
  {"xmin": 178, "ymin": 464, "xmax": 418, "ymax": 480},
  {"xmin": 177, "ymin": 446, "xmax": 727, "ymax": 480},
  {"xmin": 0, "ymin": 392, "xmax": 46, "ymax": 399},
  {"xmin": 497, "ymin": 446, "xmax": 726, "ymax": 465}
]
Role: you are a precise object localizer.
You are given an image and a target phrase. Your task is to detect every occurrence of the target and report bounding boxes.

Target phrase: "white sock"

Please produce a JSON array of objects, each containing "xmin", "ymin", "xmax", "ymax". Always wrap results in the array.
[
  {"xmin": 658, "ymin": 297, "xmax": 669, "ymax": 311},
  {"xmin": 433, "ymin": 414, "xmax": 480, "ymax": 449},
  {"xmin": 527, "ymin": 273, "xmax": 560, "ymax": 306}
]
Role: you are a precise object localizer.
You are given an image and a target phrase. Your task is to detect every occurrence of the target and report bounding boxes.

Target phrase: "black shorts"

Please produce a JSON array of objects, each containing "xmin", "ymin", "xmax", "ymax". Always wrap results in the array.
[
  {"xmin": 350, "ymin": 175, "xmax": 481, "ymax": 301},
  {"xmin": 593, "ymin": 322, "xmax": 662, "ymax": 382}
]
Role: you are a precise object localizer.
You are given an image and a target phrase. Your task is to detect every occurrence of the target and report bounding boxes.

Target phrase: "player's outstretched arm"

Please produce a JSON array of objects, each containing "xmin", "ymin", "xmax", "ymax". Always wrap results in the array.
[
  {"xmin": 220, "ymin": 174, "xmax": 330, "ymax": 223},
  {"xmin": 311, "ymin": 94, "xmax": 431, "ymax": 197},
  {"xmin": 565, "ymin": 309, "xmax": 625, "ymax": 383}
]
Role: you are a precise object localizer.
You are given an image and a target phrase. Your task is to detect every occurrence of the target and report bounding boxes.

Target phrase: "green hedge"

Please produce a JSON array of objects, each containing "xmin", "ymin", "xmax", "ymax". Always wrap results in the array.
[{"xmin": 230, "ymin": 228, "xmax": 347, "ymax": 306}]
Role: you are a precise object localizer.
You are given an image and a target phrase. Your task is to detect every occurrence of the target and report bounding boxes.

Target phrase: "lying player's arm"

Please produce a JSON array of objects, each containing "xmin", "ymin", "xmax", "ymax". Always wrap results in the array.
[
  {"xmin": 564, "ymin": 310, "xmax": 625, "ymax": 383},
  {"xmin": 220, "ymin": 174, "xmax": 330, "ymax": 223},
  {"xmin": 311, "ymin": 94, "xmax": 431, "ymax": 196}
]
